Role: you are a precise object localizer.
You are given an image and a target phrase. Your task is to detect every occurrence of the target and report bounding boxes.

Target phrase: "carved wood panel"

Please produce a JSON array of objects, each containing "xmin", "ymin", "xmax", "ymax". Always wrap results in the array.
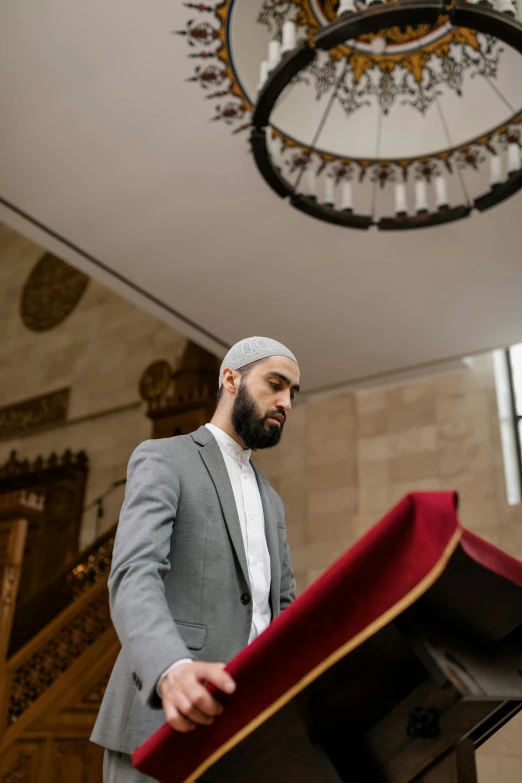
[
  {"xmin": 1, "ymin": 639, "xmax": 118, "ymax": 783},
  {"xmin": 6, "ymin": 590, "xmax": 112, "ymax": 728},
  {"xmin": 1, "ymin": 509, "xmax": 116, "ymax": 783},
  {"xmin": 51, "ymin": 740, "xmax": 104, "ymax": 783},
  {"xmin": 0, "ymin": 450, "xmax": 89, "ymax": 606},
  {"xmin": 0, "ymin": 739, "xmax": 104, "ymax": 783},
  {"xmin": 0, "ymin": 741, "xmax": 45, "ymax": 783},
  {"xmin": 8, "ymin": 527, "xmax": 114, "ymax": 658},
  {"xmin": 143, "ymin": 342, "xmax": 219, "ymax": 440}
]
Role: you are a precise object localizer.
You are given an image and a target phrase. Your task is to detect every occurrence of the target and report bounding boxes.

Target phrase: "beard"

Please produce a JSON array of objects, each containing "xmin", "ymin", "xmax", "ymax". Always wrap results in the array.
[{"xmin": 231, "ymin": 380, "xmax": 285, "ymax": 450}]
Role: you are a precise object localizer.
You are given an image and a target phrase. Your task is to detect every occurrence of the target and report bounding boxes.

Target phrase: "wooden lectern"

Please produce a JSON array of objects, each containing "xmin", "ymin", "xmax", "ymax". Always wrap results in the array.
[{"xmin": 133, "ymin": 492, "xmax": 522, "ymax": 783}]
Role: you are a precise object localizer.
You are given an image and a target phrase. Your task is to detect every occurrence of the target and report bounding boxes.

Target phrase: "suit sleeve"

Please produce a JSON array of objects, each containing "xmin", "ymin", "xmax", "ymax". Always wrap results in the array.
[
  {"xmin": 108, "ymin": 440, "xmax": 194, "ymax": 709},
  {"xmin": 278, "ymin": 498, "xmax": 296, "ymax": 612}
]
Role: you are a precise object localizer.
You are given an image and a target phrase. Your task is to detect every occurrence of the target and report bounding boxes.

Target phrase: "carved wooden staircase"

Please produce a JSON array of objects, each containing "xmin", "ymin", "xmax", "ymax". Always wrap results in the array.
[{"xmin": 0, "ymin": 492, "xmax": 120, "ymax": 782}]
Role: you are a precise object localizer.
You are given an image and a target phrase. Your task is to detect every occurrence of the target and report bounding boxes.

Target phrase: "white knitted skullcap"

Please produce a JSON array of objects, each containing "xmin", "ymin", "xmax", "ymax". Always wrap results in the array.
[{"xmin": 219, "ymin": 336, "xmax": 297, "ymax": 387}]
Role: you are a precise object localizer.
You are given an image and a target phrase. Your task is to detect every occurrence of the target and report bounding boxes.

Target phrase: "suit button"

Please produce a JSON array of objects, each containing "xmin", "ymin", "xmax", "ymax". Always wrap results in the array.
[{"xmin": 241, "ymin": 592, "xmax": 251, "ymax": 605}]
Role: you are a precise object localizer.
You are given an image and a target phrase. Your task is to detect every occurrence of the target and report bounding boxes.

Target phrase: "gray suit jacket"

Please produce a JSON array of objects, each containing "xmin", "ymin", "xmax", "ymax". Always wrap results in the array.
[{"xmin": 90, "ymin": 425, "xmax": 296, "ymax": 754}]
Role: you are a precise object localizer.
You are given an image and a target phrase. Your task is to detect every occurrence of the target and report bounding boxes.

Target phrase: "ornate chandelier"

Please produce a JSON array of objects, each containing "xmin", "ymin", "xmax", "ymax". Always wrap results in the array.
[{"xmin": 179, "ymin": 1, "xmax": 522, "ymax": 230}]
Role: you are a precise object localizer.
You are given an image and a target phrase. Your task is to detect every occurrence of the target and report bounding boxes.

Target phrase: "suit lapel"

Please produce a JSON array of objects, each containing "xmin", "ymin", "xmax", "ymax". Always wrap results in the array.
[
  {"xmin": 192, "ymin": 426, "xmax": 281, "ymax": 615},
  {"xmin": 197, "ymin": 433, "xmax": 250, "ymax": 589},
  {"xmin": 251, "ymin": 462, "xmax": 281, "ymax": 618}
]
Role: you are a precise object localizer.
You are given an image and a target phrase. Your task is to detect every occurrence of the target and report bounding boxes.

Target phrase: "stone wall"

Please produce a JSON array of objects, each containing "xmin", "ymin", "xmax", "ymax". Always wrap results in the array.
[
  {"xmin": 255, "ymin": 352, "xmax": 521, "ymax": 589},
  {"xmin": 0, "ymin": 223, "xmax": 188, "ymax": 547}
]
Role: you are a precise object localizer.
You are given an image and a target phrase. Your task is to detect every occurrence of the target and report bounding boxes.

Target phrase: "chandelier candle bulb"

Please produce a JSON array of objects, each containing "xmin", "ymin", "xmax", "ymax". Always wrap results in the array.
[
  {"xmin": 268, "ymin": 40, "xmax": 281, "ymax": 71},
  {"xmin": 337, "ymin": 0, "xmax": 357, "ymax": 14},
  {"xmin": 434, "ymin": 175, "xmax": 449, "ymax": 210},
  {"xmin": 302, "ymin": 167, "xmax": 316, "ymax": 199},
  {"xmin": 258, "ymin": 60, "xmax": 270, "ymax": 91},
  {"xmin": 496, "ymin": 0, "xmax": 516, "ymax": 15},
  {"xmin": 322, "ymin": 176, "xmax": 335, "ymax": 207},
  {"xmin": 394, "ymin": 183, "xmax": 408, "ymax": 216},
  {"xmin": 341, "ymin": 180, "xmax": 354, "ymax": 212},
  {"xmin": 490, "ymin": 154, "xmax": 503, "ymax": 186},
  {"xmin": 415, "ymin": 180, "xmax": 429, "ymax": 214},
  {"xmin": 281, "ymin": 21, "xmax": 297, "ymax": 54},
  {"xmin": 370, "ymin": 37, "xmax": 387, "ymax": 54},
  {"xmin": 507, "ymin": 143, "xmax": 521, "ymax": 173}
]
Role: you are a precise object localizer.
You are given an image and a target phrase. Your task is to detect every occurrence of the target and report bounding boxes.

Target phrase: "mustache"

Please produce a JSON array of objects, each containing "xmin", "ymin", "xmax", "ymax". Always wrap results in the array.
[{"xmin": 264, "ymin": 411, "xmax": 286, "ymax": 423}]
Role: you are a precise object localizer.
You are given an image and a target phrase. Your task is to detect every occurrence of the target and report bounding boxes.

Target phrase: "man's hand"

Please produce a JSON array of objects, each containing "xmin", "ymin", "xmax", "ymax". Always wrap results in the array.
[{"xmin": 159, "ymin": 662, "xmax": 236, "ymax": 733}]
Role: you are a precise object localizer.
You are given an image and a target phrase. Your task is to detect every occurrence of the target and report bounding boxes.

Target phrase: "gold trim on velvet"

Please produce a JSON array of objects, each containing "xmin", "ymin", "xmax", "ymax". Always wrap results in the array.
[{"xmin": 183, "ymin": 527, "xmax": 463, "ymax": 783}]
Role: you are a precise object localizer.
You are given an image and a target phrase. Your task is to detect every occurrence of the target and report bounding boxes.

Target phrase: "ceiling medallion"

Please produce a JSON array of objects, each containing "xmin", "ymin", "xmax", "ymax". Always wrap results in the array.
[
  {"xmin": 20, "ymin": 254, "xmax": 90, "ymax": 331},
  {"xmin": 180, "ymin": 0, "xmax": 522, "ymax": 229},
  {"xmin": 263, "ymin": 1, "xmax": 501, "ymax": 116}
]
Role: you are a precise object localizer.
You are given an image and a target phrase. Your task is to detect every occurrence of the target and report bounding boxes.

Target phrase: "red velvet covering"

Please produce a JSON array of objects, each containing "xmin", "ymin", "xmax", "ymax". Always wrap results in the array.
[{"xmin": 132, "ymin": 491, "xmax": 522, "ymax": 782}]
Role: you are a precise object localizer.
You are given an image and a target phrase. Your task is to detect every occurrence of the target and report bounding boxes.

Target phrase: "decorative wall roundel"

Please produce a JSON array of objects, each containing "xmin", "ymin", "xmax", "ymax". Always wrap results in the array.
[
  {"xmin": 139, "ymin": 360, "xmax": 173, "ymax": 401},
  {"xmin": 20, "ymin": 254, "xmax": 90, "ymax": 332}
]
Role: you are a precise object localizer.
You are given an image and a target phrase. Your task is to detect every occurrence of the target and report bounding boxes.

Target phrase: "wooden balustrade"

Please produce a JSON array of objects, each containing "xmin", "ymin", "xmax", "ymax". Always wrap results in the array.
[
  {"xmin": 0, "ymin": 491, "xmax": 44, "ymax": 669},
  {"xmin": 0, "ymin": 498, "xmax": 119, "ymax": 782},
  {"xmin": 8, "ymin": 525, "xmax": 116, "ymax": 657}
]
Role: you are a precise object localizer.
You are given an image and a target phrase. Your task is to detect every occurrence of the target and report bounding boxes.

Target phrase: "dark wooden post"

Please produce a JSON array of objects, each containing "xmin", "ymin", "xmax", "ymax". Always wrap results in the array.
[{"xmin": 0, "ymin": 490, "xmax": 44, "ymax": 730}]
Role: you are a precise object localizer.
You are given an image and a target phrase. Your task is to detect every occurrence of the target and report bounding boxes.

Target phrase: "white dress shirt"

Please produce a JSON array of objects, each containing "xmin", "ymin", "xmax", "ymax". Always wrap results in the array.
[{"xmin": 157, "ymin": 423, "xmax": 272, "ymax": 695}]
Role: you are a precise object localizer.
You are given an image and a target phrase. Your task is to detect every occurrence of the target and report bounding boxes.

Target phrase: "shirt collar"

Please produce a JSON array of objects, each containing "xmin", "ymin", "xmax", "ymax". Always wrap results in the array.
[{"xmin": 205, "ymin": 423, "xmax": 252, "ymax": 465}]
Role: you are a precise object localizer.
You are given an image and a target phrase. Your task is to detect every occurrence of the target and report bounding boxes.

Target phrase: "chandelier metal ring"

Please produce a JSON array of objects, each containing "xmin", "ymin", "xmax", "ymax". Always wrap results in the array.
[{"xmin": 250, "ymin": 0, "xmax": 522, "ymax": 231}]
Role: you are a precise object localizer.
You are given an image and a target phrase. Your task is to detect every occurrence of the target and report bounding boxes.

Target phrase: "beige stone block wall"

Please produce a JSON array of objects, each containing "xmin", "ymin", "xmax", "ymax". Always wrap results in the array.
[
  {"xmin": 255, "ymin": 391, "xmax": 358, "ymax": 595},
  {"xmin": 476, "ymin": 715, "xmax": 522, "ymax": 782},
  {"xmin": 0, "ymin": 223, "xmax": 189, "ymax": 548},
  {"xmin": 258, "ymin": 353, "xmax": 521, "ymax": 588}
]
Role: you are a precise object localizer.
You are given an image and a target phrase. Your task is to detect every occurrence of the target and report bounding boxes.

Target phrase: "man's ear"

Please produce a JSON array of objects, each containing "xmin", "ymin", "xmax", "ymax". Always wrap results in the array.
[{"xmin": 221, "ymin": 367, "xmax": 239, "ymax": 394}]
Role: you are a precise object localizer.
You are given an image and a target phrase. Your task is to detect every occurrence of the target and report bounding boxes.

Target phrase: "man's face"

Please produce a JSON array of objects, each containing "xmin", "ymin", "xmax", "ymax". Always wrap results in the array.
[{"xmin": 231, "ymin": 356, "xmax": 300, "ymax": 450}]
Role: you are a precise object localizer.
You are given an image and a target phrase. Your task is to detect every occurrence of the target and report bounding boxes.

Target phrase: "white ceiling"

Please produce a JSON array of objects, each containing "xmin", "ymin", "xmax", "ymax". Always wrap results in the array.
[{"xmin": 1, "ymin": 0, "xmax": 522, "ymax": 392}]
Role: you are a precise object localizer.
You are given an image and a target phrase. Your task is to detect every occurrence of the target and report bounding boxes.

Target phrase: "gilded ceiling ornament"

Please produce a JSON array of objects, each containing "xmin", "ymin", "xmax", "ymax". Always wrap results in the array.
[
  {"xmin": 20, "ymin": 253, "xmax": 89, "ymax": 332},
  {"xmin": 178, "ymin": 0, "xmax": 518, "ymax": 181}
]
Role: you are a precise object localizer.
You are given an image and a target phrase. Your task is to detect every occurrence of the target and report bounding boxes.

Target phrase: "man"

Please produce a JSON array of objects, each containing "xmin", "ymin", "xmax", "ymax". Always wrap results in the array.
[{"xmin": 91, "ymin": 336, "xmax": 299, "ymax": 782}]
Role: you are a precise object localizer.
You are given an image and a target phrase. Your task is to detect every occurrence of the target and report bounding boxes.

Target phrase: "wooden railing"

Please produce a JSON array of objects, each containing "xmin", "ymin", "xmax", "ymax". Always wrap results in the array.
[
  {"xmin": 0, "ymin": 498, "xmax": 120, "ymax": 782},
  {"xmin": 0, "ymin": 491, "xmax": 44, "ymax": 670},
  {"xmin": 1, "ymin": 557, "xmax": 115, "ymax": 738},
  {"xmin": 8, "ymin": 526, "xmax": 115, "ymax": 657}
]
